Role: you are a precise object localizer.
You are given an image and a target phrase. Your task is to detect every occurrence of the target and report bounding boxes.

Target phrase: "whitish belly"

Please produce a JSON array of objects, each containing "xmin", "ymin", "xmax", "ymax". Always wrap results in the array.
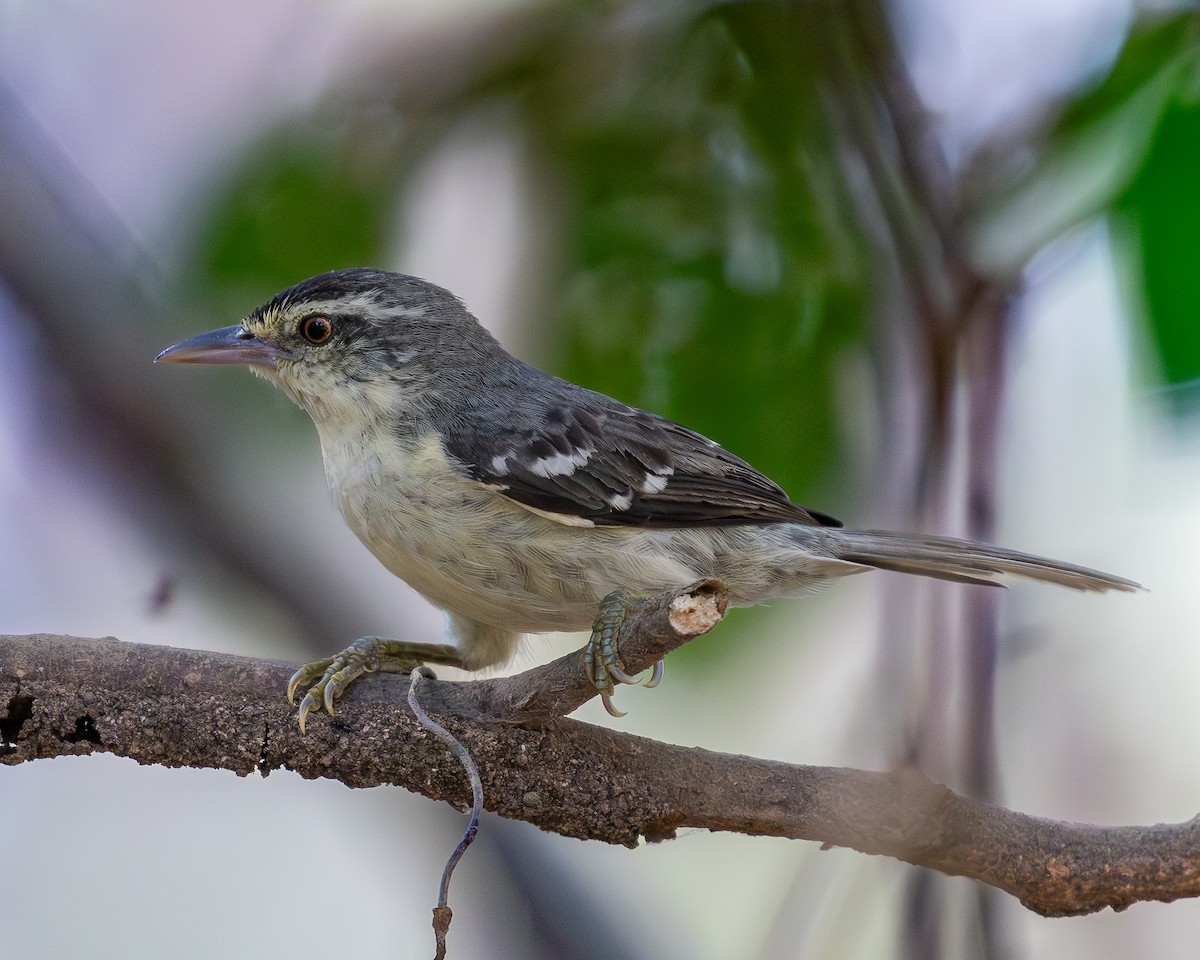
[
  {"xmin": 347, "ymin": 491, "xmax": 704, "ymax": 632},
  {"xmin": 323, "ymin": 434, "xmax": 700, "ymax": 633}
]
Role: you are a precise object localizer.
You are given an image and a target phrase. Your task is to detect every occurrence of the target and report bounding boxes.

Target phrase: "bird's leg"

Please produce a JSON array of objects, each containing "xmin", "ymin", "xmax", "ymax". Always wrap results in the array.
[
  {"xmin": 586, "ymin": 590, "xmax": 666, "ymax": 718},
  {"xmin": 287, "ymin": 637, "xmax": 465, "ymax": 731}
]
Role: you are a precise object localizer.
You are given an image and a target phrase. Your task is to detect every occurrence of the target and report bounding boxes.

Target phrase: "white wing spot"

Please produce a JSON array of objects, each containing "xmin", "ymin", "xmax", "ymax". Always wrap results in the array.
[
  {"xmin": 608, "ymin": 493, "xmax": 633, "ymax": 511},
  {"xmin": 491, "ymin": 454, "xmax": 510, "ymax": 473},
  {"xmin": 528, "ymin": 448, "xmax": 593, "ymax": 478},
  {"xmin": 640, "ymin": 472, "xmax": 670, "ymax": 494}
]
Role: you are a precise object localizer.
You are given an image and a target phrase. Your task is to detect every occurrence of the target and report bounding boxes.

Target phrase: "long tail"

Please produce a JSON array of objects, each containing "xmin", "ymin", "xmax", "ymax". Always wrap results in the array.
[{"xmin": 824, "ymin": 528, "xmax": 1140, "ymax": 593}]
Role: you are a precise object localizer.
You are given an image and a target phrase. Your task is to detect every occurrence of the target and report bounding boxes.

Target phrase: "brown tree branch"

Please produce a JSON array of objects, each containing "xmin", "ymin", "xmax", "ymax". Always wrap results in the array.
[{"xmin": 2, "ymin": 581, "xmax": 1197, "ymax": 919}]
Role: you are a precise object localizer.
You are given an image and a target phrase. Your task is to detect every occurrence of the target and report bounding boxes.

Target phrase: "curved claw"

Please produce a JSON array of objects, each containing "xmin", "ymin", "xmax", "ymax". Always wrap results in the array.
[
  {"xmin": 608, "ymin": 662, "xmax": 640, "ymax": 685},
  {"xmin": 608, "ymin": 658, "xmax": 666, "ymax": 688},
  {"xmin": 297, "ymin": 692, "xmax": 319, "ymax": 733},
  {"xmin": 602, "ymin": 693, "xmax": 627, "ymax": 718}
]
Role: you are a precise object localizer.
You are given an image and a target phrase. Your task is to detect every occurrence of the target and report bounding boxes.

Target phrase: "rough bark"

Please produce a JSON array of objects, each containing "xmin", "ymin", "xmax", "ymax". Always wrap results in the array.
[{"xmin": 2, "ymin": 581, "xmax": 1197, "ymax": 918}]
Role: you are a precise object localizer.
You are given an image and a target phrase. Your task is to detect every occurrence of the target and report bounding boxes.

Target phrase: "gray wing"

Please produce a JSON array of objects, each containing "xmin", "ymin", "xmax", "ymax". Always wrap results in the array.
[{"xmin": 442, "ymin": 384, "xmax": 840, "ymax": 529}]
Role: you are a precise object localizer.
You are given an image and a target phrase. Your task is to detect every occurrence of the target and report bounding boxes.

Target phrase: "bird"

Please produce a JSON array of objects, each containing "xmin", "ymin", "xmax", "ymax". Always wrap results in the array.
[{"xmin": 156, "ymin": 268, "xmax": 1139, "ymax": 728}]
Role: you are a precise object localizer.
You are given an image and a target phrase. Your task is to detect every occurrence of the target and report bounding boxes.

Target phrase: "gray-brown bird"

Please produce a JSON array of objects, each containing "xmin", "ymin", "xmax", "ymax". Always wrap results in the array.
[{"xmin": 157, "ymin": 269, "xmax": 1139, "ymax": 728}]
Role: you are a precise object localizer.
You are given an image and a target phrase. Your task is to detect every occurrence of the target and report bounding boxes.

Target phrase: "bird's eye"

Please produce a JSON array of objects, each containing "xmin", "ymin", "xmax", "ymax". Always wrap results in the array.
[{"xmin": 300, "ymin": 315, "xmax": 333, "ymax": 345}]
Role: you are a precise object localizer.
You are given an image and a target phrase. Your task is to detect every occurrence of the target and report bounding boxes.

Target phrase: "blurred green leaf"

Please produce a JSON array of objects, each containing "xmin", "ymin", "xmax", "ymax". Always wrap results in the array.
[
  {"xmin": 972, "ymin": 12, "xmax": 1198, "ymax": 275},
  {"xmin": 192, "ymin": 134, "xmax": 393, "ymax": 299},
  {"xmin": 1118, "ymin": 95, "xmax": 1200, "ymax": 396},
  {"xmin": 1056, "ymin": 13, "xmax": 1198, "ymax": 136},
  {"xmin": 527, "ymin": 3, "xmax": 867, "ymax": 505}
]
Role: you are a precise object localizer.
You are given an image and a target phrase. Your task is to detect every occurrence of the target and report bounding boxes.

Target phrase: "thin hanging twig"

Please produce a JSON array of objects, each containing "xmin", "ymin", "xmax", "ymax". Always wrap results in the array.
[{"xmin": 407, "ymin": 667, "xmax": 484, "ymax": 959}]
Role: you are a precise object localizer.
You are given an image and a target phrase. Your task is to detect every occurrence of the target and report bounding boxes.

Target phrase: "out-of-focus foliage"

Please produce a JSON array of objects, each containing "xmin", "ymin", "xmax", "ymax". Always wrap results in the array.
[
  {"xmin": 1121, "ymin": 95, "xmax": 1200, "ymax": 396},
  {"xmin": 971, "ymin": 10, "xmax": 1200, "ymax": 405},
  {"xmin": 534, "ymin": 4, "xmax": 867, "ymax": 498},
  {"xmin": 1057, "ymin": 13, "xmax": 1197, "ymax": 134},
  {"xmin": 971, "ymin": 13, "xmax": 1197, "ymax": 275},
  {"xmin": 196, "ymin": 134, "xmax": 395, "ymax": 305},
  {"xmin": 1112, "ymin": 15, "xmax": 1200, "ymax": 399},
  {"xmin": 1050, "ymin": 10, "xmax": 1200, "ymax": 398}
]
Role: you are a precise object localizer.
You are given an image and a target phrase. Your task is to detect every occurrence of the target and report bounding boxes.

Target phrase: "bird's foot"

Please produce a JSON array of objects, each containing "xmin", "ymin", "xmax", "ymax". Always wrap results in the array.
[
  {"xmin": 287, "ymin": 637, "xmax": 462, "ymax": 732},
  {"xmin": 585, "ymin": 590, "xmax": 665, "ymax": 718}
]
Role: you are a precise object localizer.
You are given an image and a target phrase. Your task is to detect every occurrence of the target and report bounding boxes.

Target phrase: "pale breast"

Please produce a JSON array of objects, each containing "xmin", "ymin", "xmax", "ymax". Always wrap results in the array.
[{"xmin": 316, "ymin": 427, "xmax": 699, "ymax": 632}]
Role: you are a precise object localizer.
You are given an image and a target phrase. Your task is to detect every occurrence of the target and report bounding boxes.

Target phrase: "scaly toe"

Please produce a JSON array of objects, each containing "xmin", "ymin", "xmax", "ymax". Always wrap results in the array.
[
  {"xmin": 287, "ymin": 637, "xmax": 454, "ymax": 732},
  {"xmin": 585, "ymin": 589, "xmax": 667, "ymax": 715},
  {"xmin": 287, "ymin": 659, "xmax": 335, "ymax": 705},
  {"xmin": 323, "ymin": 668, "xmax": 358, "ymax": 713},
  {"xmin": 287, "ymin": 644, "xmax": 375, "ymax": 729}
]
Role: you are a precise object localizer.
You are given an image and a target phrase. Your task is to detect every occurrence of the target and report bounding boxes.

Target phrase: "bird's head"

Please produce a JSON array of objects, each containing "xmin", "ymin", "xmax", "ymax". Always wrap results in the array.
[{"xmin": 156, "ymin": 268, "xmax": 505, "ymax": 426}]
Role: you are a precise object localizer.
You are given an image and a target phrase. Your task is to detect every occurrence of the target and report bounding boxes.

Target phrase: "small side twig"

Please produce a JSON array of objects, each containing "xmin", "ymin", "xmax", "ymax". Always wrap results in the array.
[{"xmin": 408, "ymin": 667, "xmax": 484, "ymax": 960}]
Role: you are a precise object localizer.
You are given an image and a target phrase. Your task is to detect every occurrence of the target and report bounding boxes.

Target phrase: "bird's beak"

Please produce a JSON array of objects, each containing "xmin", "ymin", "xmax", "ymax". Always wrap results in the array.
[{"xmin": 155, "ymin": 325, "xmax": 283, "ymax": 369}]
